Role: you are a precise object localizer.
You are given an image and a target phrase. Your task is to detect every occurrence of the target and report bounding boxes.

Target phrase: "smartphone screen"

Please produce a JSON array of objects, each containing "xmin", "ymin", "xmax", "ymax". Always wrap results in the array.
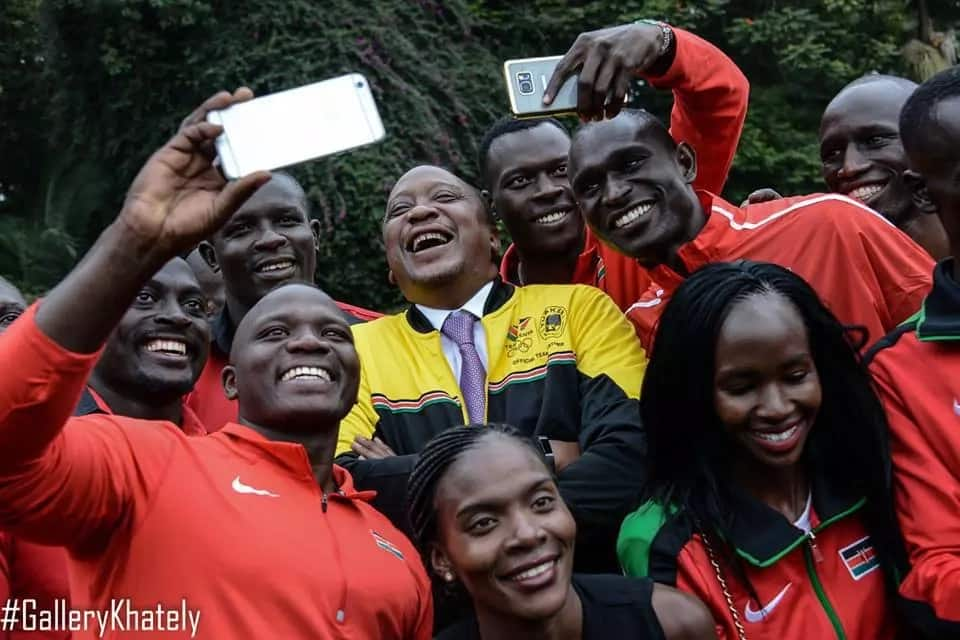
[
  {"xmin": 503, "ymin": 56, "xmax": 578, "ymax": 118},
  {"xmin": 207, "ymin": 74, "xmax": 386, "ymax": 179}
]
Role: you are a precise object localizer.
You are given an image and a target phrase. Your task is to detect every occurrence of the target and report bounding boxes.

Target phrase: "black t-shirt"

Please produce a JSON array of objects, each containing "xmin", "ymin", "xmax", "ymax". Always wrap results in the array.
[{"xmin": 434, "ymin": 574, "xmax": 666, "ymax": 640}]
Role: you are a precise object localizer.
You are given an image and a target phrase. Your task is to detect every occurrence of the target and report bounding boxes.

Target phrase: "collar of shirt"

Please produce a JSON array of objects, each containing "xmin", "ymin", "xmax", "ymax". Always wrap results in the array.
[
  {"xmin": 78, "ymin": 386, "xmax": 208, "ymax": 437},
  {"xmin": 414, "ymin": 280, "xmax": 494, "ymax": 382},
  {"xmin": 916, "ymin": 258, "xmax": 960, "ymax": 342}
]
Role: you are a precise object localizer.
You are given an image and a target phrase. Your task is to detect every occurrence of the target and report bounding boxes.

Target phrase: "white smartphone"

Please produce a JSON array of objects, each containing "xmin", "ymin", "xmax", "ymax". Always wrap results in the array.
[
  {"xmin": 504, "ymin": 56, "xmax": 577, "ymax": 118},
  {"xmin": 206, "ymin": 73, "xmax": 386, "ymax": 179}
]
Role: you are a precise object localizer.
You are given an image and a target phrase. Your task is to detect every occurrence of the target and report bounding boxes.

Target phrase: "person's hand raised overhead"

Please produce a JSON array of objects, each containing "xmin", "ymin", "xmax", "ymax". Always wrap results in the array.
[{"xmin": 544, "ymin": 22, "xmax": 669, "ymax": 122}]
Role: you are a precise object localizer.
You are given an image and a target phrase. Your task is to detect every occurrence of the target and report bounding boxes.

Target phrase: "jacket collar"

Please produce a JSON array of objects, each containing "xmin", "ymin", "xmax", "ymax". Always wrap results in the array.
[
  {"xmin": 405, "ymin": 277, "xmax": 515, "ymax": 334},
  {"xmin": 725, "ymin": 468, "xmax": 864, "ymax": 567},
  {"xmin": 216, "ymin": 422, "xmax": 375, "ymax": 501},
  {"xmin": 75, "ymin": 387, "xmax": 207, "ymax": 436},
  {"xmin": 915, "ymin": 259, "xmax": 960, "ymax": 342}
]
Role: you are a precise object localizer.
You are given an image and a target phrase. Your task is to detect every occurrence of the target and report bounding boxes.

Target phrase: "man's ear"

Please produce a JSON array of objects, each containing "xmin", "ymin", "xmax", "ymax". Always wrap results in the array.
[
  {"xmin": 309, "ymin": 219, "xmax": 322, "ymax": 250},
  {"xmin": 904, "ymin": 169, "xmax": 938, "ymax": 215},
  {"xmin": 480, "ymin": 189, "xmax": 499, "ymax": 221},
  {"xmin": 222, "ymin": 365, "xmax": 239, "ymax": 401},
  {"xmin": 388, "ymin": 269, "xmax": 397, "ymax": 286},
  {"xmin": 489, "ymin": 225, "xmax": 502, "ymax": 263},
  {"xmin": 430, "ymin": 544, "xmax": 456, "ymax": 584},
  {"xmin": 676, "ymin": 142, "xmax": 698, "ymax": 185},
  {"xmin": 198, "ymin": 241, "xmax": 220, "ymax": 273}
]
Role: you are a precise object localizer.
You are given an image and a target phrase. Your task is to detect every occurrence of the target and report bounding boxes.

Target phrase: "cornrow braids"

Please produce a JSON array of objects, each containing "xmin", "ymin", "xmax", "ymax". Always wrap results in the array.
[{"xmin": 406, "ymin": 424, "xmax": 545, "ymax": 554}]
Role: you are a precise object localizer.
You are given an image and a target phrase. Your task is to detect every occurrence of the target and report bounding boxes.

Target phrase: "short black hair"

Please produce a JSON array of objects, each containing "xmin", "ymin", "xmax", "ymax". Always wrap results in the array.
[
  {"xmin": 900, "ymin": 65, "xmax": 960, "ymax": 156},
  {"xmin": 477, "ymin": 116, "xmax": 568, "ymax": 188},
  {"xmin": 841, "ymin": 72, "xmax": 917, "ymax": 93},
  {"xmin": 571, "ymin": 108, "xmax": 676, "ymax": 153}
]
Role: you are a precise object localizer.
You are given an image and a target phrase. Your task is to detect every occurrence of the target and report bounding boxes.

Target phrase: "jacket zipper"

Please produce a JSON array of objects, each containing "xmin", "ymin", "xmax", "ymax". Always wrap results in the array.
[
  {"xmin": 320, "ymin": 489, "xmax": 349, "ymax": 624},
  {"xmin": 804, "ymin": 531, "xmax": 846, "ymax": 639}
]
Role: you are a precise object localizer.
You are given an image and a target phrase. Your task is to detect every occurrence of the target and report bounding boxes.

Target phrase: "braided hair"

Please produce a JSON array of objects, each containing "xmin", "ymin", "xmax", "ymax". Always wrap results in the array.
[{"xmin": 406, "ymin": 423, "xmax": 546, "ymax": 557}]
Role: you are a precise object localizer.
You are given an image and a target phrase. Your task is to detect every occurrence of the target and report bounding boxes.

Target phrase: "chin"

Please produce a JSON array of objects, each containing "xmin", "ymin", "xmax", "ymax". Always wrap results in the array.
[
  {"xmin": 507, "ymin": 586, "xmax": 569, "ymax": 622},
  {"xmin": 138, "ymin": 375, "xmax": 195, "ymax": 401},
  {"xmin": 407, "ymin": 263, "xmax": 466, "ymax": 289}
]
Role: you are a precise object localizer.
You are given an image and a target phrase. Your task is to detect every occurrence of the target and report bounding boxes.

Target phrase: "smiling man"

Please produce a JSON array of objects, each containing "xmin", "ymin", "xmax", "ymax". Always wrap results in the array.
[
  {"xmin": 187, "ymin": 170, "xmax": 380, "ymax": 431},
  {"xmin": 335, "ymin": 164, "xmax": 648, "ymax": 573},
  {"xmin": 479, "ymin": 21, "xmax": 748, "ymax": 313},
  {"xmin": 0, "ymin": 92, "xmax": 432, "ymax": 639},
  {"xmin": 820, "ymin": 74, "xmax": 949, "ymax": 259},
  {"xmin": 568, "ymin": 109, "xmax": 935, "ymax": 350}
]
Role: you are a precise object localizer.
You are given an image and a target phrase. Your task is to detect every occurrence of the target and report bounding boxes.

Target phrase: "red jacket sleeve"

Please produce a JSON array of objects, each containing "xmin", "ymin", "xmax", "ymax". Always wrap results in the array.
[
  {"xmin": 0, "ymin": 305, "xmax": 176, "ymax": 550},
  {"xmin": 647, "ymin": 27, "xmax": 749, "ymax": 196},
  {"xmin": 871, "ymin": 355, "xmax": 960, "ymax": 624},
  {"xmin": 0, "ymin": 532, "xmax": 10, "ymax": 608}
]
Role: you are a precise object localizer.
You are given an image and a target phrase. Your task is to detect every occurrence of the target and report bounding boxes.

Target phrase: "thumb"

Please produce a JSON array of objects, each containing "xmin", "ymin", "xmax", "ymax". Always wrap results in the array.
[{"xmin": 211, "ymin": 171, "xmax": 271, "ymax": 227}]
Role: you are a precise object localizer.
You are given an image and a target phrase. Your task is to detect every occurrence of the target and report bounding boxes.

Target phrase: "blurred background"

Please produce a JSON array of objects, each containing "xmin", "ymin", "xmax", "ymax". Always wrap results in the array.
[{"xmin": 1, "ymin": 0, "xmax": 958, "ymax": 308}]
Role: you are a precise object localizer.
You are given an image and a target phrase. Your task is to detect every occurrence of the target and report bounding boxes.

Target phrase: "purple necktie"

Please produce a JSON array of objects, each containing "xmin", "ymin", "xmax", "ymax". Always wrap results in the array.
[{"xmin": 441, "ymin": 310, "xmax": 486, "ymax": 424}]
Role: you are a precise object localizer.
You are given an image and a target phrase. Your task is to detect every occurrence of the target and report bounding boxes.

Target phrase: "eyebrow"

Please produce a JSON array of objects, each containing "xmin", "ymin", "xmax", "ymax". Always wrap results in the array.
[
  {"xmin": 499, "ymin": 155, "xmax": 567, "ymax": 183},
  {"xmin": 454, "ymin": 476, "xmax": 554, "ymax": 519}
]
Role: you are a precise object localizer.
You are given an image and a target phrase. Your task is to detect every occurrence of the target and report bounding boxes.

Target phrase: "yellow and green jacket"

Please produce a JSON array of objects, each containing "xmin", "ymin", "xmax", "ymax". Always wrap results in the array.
[{"xmin": 335, "ymin": 279, "xmax": 648, "ymax": 570}]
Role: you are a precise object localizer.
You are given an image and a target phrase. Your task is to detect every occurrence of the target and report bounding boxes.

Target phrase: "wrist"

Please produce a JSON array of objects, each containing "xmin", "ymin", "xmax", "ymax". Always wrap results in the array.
[
  {"xmin": 635, "ymin": 19, "xmax": 676, "ymax": 76},
  {"xmin": 103, "ymin": 216, "xmax": 172, "ymax": 277}
]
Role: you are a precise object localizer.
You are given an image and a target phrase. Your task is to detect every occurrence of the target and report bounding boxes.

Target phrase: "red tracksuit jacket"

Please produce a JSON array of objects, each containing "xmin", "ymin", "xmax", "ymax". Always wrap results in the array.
[
  {"xmin": 868, "ymin": 258, "xmax": 960, "ymax": 636},
  {"xmin": 0, "ymin": 306, "xmax": 431, "ymax": 640},
  {"xmin": 628, "ymin": 193, "xmax": 933, "ymax": 351},
  {"xmin": 618, "ymin": 484, "xmax": 897, "ymax": 639},
  {"xmin": 500, "ymin": 26, "xmax": 749, "ymax": 311}
]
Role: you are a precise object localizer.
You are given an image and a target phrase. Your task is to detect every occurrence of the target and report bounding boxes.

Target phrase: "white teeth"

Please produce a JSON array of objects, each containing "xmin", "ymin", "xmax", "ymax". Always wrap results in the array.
[
  {"xmin": 534, "ymin": 210, "xmax": 569, "ymax": 224},
  {"xmin": 847, "ymin": 185, "xmax": 883, "ymax": 202},
  {"xmin": 614, "ymin": 203, "xmax": 653, "ymax": 228},
  {"xmin": 145, "ymin": 339, "xmax": 187, "ymax": 355},
  {"xmin": 753, "ymin": 424, "xmax": 800, "ymax": 443},
  {"xmin": 511, "ymin": 560, "xmax": 554, "ymax": 582},
  {"xmin": 280, "ymin": 366, "xmax": 332, "ymax": 382},
  {"xmin": 412, "ymin": 232, "xmax": 449, "ymax": 252},
  {"xmin": 258, "ymin": 259, "xmax": 294, "ymax": 273}
]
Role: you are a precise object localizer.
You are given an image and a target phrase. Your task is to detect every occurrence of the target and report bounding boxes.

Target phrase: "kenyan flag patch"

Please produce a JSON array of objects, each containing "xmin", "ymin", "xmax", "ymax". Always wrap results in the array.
[
  {"xmin": 839, "ymin": 536, "xmax": 880, "ymax": 581},
  {"xmin": 371, "ymin": 530, "xmax": 405, "ymax": 560}
]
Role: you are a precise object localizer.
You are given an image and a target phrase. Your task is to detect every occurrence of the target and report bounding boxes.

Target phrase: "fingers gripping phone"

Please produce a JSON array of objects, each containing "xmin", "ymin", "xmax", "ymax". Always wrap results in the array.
[
  {"xmin": 503, "ymin": 56, "xmax": 578, "ymax": 118},
  {"xmin": 206, "ymin": 73, "xmax": 386, "ymax": 179}
]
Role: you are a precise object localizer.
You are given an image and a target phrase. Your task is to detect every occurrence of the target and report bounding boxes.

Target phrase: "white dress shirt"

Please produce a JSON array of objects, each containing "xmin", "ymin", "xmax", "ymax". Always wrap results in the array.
[{"xmin": 415, "ymin": 281, "xmax": 493, "ymax": 384}]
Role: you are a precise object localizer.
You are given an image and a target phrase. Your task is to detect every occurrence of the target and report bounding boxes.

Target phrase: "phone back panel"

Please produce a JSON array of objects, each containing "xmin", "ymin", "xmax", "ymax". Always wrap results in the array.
[
  {"xmin": 504, "ymin": 56, "xmax": 578, "ymax": 117},
  {"xmin": 208, "ymin": 74, "xmax": 385, "ymax": 178}
]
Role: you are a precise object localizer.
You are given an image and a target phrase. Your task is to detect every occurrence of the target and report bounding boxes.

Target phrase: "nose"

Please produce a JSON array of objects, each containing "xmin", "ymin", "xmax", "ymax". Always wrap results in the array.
[
  {"xmin": 406, "ymin": 203, "xmax": 439, "ymax": 223},
  {"xmin": 837, "ymin": 142, "xmax": 870, "ymax": 179},
  {"xmin": 505, "ymin": 511, "xmax": 548, "ymax": 551},
  {"xmin": 285, "ymin": 328, "xmax": 331, "ymax": 353},
  {"xmin": 533, "ymin": 173, "xmax": 563, "ymax": 201},
  {"xmin": 154, "ymin": 297, "xmax": 192, "ymax": 328},
  {"xmin": 601, "ymin": 178, "xmax": 630, "ymax": 207},
  {"xmin": 253, "ymin": 228, "xmax": 288, "ymax": 252},
  {"xmin": 755, "ymin": 383, "xmax": 793, "ymax": 422}
]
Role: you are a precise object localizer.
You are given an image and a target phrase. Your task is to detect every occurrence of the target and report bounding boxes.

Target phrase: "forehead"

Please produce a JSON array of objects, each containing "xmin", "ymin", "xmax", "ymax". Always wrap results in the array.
[
  {"xmin": 389, "ymin": 166, "xmax": 468, "ymax": 199},
  {"xmin": 926, "ymin": 96, "xmax": 960, "ymax": 153},
  {"xmin": 242, "ymin": 285, "xmax": 343, "ymax": 330},
  {"xmin": 0, "ymin": 280, "xmax": 25, "ymax": 306},
  {"xmin": 436, "ymin": 436, "xmax": 547, "ymax": 505},
  {"xmin": 570, "ymin": 116, "xmax": 659, "ymax": 170},
  {"xmin": 716, "ymin": 292, "xmax": 808, "ymax": 358},
  {"xmin": 487, "ymin": 124, "xmax": 570, "ymax": 175},
  {"xmin": 227, "ymin": 176, "xmax": 307, "ymax": 221},
  {"xmin": 821, "ymin": 82, "xmax": 912, "ymax": 135},
  {"xmin": 150, "ymin": 259, "xmax": 202, "ymax": 292}
]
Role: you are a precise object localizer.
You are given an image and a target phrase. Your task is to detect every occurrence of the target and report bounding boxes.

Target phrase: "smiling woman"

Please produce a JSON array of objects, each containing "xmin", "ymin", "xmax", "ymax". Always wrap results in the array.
[
  {"xmin": 407, "ymin": 424, "xmax": 715, "ymax": 640},
  {"xmin": 617, "ymin": 261, "xmax": 905, "ymax": 640}
]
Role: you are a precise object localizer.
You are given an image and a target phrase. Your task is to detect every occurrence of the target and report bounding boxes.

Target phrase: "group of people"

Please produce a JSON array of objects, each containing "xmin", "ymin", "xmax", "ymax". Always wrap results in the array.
[{"xmin": 0, "ymin": 16, "xmax": 958, "ymax": 640}]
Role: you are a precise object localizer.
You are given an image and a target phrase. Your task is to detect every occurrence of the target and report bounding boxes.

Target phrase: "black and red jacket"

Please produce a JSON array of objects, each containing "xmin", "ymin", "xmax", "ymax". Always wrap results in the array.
[{"xmin": 868, "ymin": 259, "xmax": 960, "ymax": 637}]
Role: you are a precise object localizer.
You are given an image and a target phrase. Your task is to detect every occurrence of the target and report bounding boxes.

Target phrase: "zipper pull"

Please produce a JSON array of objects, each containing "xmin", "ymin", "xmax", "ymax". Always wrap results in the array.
[
  {"xmin": 807, "ymin": 530, "xmax": 823, "ymax": 563},
  {"xmin": 321, "ymin": 491, "xmax": 328, "ymax": 513}
]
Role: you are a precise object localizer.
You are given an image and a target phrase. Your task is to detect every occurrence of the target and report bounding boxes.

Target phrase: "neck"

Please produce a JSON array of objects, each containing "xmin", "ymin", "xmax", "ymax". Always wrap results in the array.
[
  {"xmin": 87, "ymin": 374, "xmax": 183, "ymax": 425},
  {"xmin": 476, "ymin": 585, "xmax": 582, "ymax": 640},
  {"xmin": 239, "ymin": 420, "xmax": 339, "ymax": 493},
  {"xmin": 224, "ymin": 295, "xmax": 252, "ymax": 331},
  {"xmin": 515, "ymin": 237, "xmax": 585, "ymax": 286},
  {"xmin": 641, "ymin": 189, "xmax": 706, "ymax": 274},
  {"xmin": 410, "ymin": 275, "xmax": 495, "ymax": 310},
  {"xmin": 900, "ymin": 213, "xmax": 950, "ymax": 261},
  {"xmin": 733, "ymin": 456, "xmax": 809, "ymax": 522}
]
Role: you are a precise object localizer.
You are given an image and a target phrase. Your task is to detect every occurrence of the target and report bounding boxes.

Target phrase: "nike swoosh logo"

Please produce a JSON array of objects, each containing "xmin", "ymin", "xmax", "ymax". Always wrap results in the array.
[
  {"xmin": 744, "ymin": 583, "xmax": 791, "ymax": 623},
  {"xmin": 231, "ymin": 475, "xmax": 279, "ymax": 498},
  {"xmin": 953, "ymin": 399, "xmax": 960, "ymax": 417}
]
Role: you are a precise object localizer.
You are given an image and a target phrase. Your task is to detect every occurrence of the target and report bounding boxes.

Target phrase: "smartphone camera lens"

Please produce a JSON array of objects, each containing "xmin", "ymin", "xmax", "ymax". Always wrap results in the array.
[
  {"xmin": 516, "ymin": 72, "xmax": 535, "ymax": 96},
  {"xmin": 355, "ymin": 81, "xmax": 365, "ymax": 89}
]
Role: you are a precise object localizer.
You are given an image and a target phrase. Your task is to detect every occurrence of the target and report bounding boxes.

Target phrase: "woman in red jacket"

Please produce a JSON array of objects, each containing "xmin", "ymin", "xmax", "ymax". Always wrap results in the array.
[
  {"xmin": 407, "ymin": 424, "xmax": 716, "ymax": 640},
  {"xmin": 617, "ymin": 261, "xmax": 904, "ymax": 639}
]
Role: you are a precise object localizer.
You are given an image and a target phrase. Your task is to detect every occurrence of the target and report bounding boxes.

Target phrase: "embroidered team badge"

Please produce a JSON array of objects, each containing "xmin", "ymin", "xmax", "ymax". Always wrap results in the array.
[
  {"xmin": 371, "ymin": 530, "xmax": 405, "ymax": 560},
  {"xmin": 538, "ymin": 306, "xmax": 567, "ymax": 340},
  {"xmin": 507, "ymin": 317, "xmax": 531, "ymax": 342},
  {"xmin": 838, "ymin": 536, "xmax": 880, "ymax": 581}
]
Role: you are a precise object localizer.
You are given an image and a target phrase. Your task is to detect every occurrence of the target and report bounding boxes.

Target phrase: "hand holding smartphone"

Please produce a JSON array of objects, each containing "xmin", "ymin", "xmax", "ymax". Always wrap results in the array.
[
  {"xmin": 503, "ymin": 56, "xmax": 578, "ymax": 118},
  {"xmin": 206, "ymin": 74, "xmax": 386, "ymax": 179}
]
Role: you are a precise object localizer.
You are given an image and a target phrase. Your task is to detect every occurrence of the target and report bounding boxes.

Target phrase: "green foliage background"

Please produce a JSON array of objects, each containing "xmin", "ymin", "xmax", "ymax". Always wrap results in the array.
[{"xmin": 1, "ymin": 0, "xmax": 959, "ymax": 306}]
